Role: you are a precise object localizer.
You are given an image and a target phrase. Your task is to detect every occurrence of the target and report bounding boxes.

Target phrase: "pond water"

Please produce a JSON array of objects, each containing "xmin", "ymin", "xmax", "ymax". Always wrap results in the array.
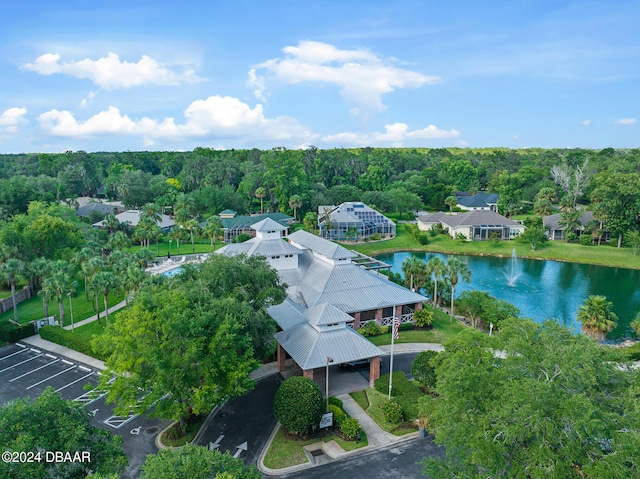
[{"xmin": 376, "ymin": 251, "xmax": 640, "ymax": 340}]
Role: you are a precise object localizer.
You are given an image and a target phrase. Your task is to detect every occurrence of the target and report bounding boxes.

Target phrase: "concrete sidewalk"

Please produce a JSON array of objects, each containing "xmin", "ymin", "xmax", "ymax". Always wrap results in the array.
[
  {"xmin": 64, "ymin": 299, "xmax": 128, "ymax": 330},
  {"xmin": 20, "ymin": 335, "xmax": 106, "ymax": 370},
  {"xmin": 337, "ymin": 393, "xmax": 400, "ymax": 448}
]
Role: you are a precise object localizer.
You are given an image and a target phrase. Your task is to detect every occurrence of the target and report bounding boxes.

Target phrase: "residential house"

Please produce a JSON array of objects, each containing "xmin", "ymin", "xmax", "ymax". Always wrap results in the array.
[
  {"xmin": 318, "ymin": 202, "xmax": 396, "ymax": 241},
  {"xmin": 418, "ymin": 210, "xmax": 525, "ymax": 240},
  {"xmin": 456, "ymin": 192, "xmax": 499, "ymax": 212}
]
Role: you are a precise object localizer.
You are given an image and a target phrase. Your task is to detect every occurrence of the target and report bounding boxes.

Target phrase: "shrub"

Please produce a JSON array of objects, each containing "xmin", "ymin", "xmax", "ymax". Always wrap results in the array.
[
  {"xmin": 411, "ymin": 350, "xmax": 439, "ymax": 392},
  {"xmin": 417, "ymin": 233, "xmax": 430, "ymax": 245},
  {"xmin": 358, "ymin": 321, "xmax": 382, "ymax": 337},
  {"xmin": 234, "ymin": 233, "xmax": 252, "ymax": 243},
  {"xmin": 370, "ymin": 233, "xmax": 381, "ymax": 241},
  {"xmin": 328, "ymin": 396, "xmax": 343, "ymax": 409},
  {"xmin": 565, "ymin": 232, "xmax": 577, "ymax": 243},
  {"xmin": 455, "ymin": 233, "xmax": 467, "ymax": 241},
  {"xmin": 404, "ymin": 224, "xmax": 419, "ymax": 237},
  {"xmin": 274, "ymin": 376, "xmax": 324, "ymax": 435},
  {"xmin": 340, "ymin": 418, "xmax": 361, "ymax": 439},
  {"xmin": 580, "ymin": 234, "xmax": 593, "ymax": 246},
  {"xmin": 413, "ymin": 308, "xmax": 433, "ymax": 328},
  {"xmin": 399, "ymin": 322, "xmax": 414, "ymax": 332},
  {"xmin": 0, "ymin": 321, "xmax": 35, "ymax": 344},
  {"xmin": 380, "ymin": 400, "xmax": 404, "ymax": 424},
  {"xmin": 39, "ymin": 326, "xmax": 108, "ymax": 360},
  {"xmin": 327, "ymin": 404, "xmax": 347, "ymax": 427}
]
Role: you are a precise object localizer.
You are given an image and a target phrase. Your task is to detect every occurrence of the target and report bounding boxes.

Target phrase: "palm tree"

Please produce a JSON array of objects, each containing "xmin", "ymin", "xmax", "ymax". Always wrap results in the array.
[
  {"xmin": 202, "ymin": 216, "xmax": 223, "ymax": 251},
  {"xmin": 577, "ymin": 295, "xmax": 618, "ymax": 341},
  {"xmin": 91, "ymin": 271, "xmax": 117, "ymax": 326},
  {"xmin": 108, "ymin": 231, "xmax": 131, "ymax": 251},
  {"xmin": 289, "ymin": 194, "xmax": 303, "ymax": 222},
  {"xmin": 123, "ymin": 265, "xmax": 147, "ymax": 304},
  {"xmin": 38, "ymin": 277, "xmax": 55, "ymax": 318},
  {"xmin": 185, "ymin": 218, "xmax": 200, "ymax": 254},
  {"xmin": 0, "ymin": 258, "xmax": 25, "ymax": 323},
  {"xmin": 445, "ymin": 257, "xmax": 472, "ymax": 321},
  {"xmin": 402, "ymin": 256, "xmax": 426, "ymax": 292},
  {"xmin": 47, "ymin": 260, "xmax": 75, "ymax": 326},
  {"xmin": 426, "ymin": 256, "xmax": 446, "ymax": 307},
  {"xmin": 255, "ymin": 187, "xmax": 266, "ymax": 213},
  {"xmin": 168, "ymin": 227, "xmax": 187, "ymax": 254},
  {"xmin": 26, "ymin": 257, "xmax": 50, "ymax": 296},
  {"xmin": 103, "ymin": 213, "xmax": 120, "ymax": 236},
  {"xmin": 444, "ymin": 196, "xmax": 457, "ymax": 215}
]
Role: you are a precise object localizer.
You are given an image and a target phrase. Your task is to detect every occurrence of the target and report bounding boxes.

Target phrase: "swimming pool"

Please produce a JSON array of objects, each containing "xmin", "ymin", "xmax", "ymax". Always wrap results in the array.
[{"xmin": 161, "ymin": 266, "xmax": 183, "ymax": 277}]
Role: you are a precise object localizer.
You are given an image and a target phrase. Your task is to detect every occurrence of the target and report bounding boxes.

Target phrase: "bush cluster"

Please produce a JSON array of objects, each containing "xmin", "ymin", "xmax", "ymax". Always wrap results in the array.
[
  {"xmin": 413, "ymin": 308, "xmax": 433, "ymax": 328},
  {"xmin": 0, "ymin": 321, "xmax": 35, "ymax": 344},
  {"xmin": 380, "ymin": 400, "xmax": 404, "ymax": 424},
  {"xmin": 327, "ymin": 404, "xmax": 347, "ymax": 427},
  {"xmin": 39, "ymin": 326, "xmax": 108, "ymax": 360},
  {"xmin": 274, "ymin": 377, "xmax": 324, "ymax": 436},
  {"xmin": 340, "ymin": 418, "xmax": 362, "ymax": 439},
  {"xmin": 374, "ymin": 371, "xmax": 424, "ymax": 420},
  {"xmin": 411, "ymin": 350, "xmax": 439, "ymax": 392},
  {"xmin": 404, "ymin": 223, "xmax": 429, "ymax": 245}
]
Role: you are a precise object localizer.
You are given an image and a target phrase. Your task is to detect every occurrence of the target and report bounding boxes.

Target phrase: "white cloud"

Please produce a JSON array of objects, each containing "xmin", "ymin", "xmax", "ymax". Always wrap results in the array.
[
  {"xmin": 615, "ymin": 118, "xmax": 636, "ymax": 125},
  {"xmin": 25, "ymin": 52, "xmax": 204, "ymax": 90},
  {"xmin": 247, "ymin": 68, "xmax": 267, "ymax": 102},
  {"xmin": 0, "ymin": 107, "xmax": 27, "ymax": 132},
  {"xmin": 581, "ymin": 119, "xmax": 591, "ymax": 125},
  {"xmin": 253, "ymin": 40, "xmax": 441, "ymax": 115},
  {"xmin": 322, "ymin": 122, "xmax": 459, "ymax": 146},
  {"xmin": 37, "ymin": 96, "xmax": 317, "ymax": 145}
]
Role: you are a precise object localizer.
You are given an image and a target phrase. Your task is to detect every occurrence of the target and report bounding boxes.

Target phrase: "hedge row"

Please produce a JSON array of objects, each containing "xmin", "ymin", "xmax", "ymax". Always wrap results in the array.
[
  {"xmin": 39, "ymin": 326, "xmax": 107, "ymax": 361},
  {"xmin": 0, "ymin": 321, "xmax": 35, "ymax": 344}
]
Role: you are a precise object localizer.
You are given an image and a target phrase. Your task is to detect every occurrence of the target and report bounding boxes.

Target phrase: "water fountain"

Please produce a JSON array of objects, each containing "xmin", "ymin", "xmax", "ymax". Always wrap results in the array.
[{"xmin": 503, "ymin": 248, "xmax": 521, "ymax": 286}]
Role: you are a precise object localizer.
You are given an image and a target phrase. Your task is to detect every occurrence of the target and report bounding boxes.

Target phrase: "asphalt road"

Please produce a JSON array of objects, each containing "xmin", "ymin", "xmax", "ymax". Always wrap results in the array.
[{"xmin": 276, "ymin": 436, "xmax": 444, "ymax": 479}]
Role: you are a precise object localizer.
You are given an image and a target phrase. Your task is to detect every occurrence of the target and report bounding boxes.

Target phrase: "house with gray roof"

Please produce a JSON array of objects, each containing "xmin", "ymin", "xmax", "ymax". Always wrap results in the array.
[
  {"xmin": 418, "ymin": 210, "xmax": 525, "ymax": 240},
  {"xmin": 211, "ymin": 209, "xmax": 294, "ymax": 243},
  {"xmin": 92, "ymin": 210, "xmax": 176, "ymax": 233},
  {"xmin": 218, "ymin": 227, "xmax": 427, "ymax": 384},
  {"xmin": 318, "ymin": 202, "xmax": 396, "ymax": 241},
  {"xmin": 543, "ymin": 211, "xmax": 607, "ymax": 242},
  {"xmin": 456, "ymin": 192, "xmax": 499, "ymax": 211}
]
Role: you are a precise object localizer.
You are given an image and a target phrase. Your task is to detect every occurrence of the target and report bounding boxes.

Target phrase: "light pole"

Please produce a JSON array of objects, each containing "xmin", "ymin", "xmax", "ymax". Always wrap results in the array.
[
  {"xmin": 67, "ymin": 292, "xmax": 74, "ymax": 332},
  {"xmin": 325, "ymin": 356, "xmax": 334, "ymax": 412}
]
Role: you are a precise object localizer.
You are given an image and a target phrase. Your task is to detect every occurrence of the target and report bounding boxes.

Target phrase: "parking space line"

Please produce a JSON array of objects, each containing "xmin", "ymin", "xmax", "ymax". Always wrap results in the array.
[
  {"xmin": 56, "ymin": 372, "xmax": 95, "ymax": 392},
  {"xmin": 26, "ymin": 366, "xmax": 77, "ymax": 390},
  {"xmin": 16, "ymin": 343, "xmax": 26, "ymax": 348},
  {"xmin": 0, "ymin": 349, "xmax": 29, "ymax": 361},
  {"xmin": 30, "ymin": 348, "xmax": 41, "ymax": 354},
  {"xmin": 103, "ymin": 413, "xmax": 139, "ymax": 429},
  {"xmin": 78, "ymin": 366, "xmax": 91, "ymax": 372},
  {"xmin": 45, "ymin": 353, "xmax": 57, "ymax": 359},
  {"xmin": 0, "ymin": 354, "xmax": 43, "ymax": 373},
  {"xmin": 61, "ymin": 359, "xmax": 73, "ymax": 365},
  {"xmin": 9, "ymin": 359, "xmax": 60, "ymax": 382}
]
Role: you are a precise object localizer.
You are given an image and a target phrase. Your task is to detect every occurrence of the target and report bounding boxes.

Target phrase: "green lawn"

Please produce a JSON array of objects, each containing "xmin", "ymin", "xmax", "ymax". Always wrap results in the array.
[
  {"xmin": 0, "ymin": 272, "xmax": 125, "ymax": 327},
  {"xmin": 368, "ymin": 306, "xmax": 465, "ymax": 346},
  {"xmin": 263, "ymin": 424, "xmax": 367, "ymax": 469},
  {"xmin": 346, "ymin": 227, "xmax": 640, "ymax": 270},
  {"xmin": 353, "ymin": 387, "xmax": 419, "ymax": 436},
  {"xmin": 124, "ymin": 237, "xmax": 219, "ymax": 258}
]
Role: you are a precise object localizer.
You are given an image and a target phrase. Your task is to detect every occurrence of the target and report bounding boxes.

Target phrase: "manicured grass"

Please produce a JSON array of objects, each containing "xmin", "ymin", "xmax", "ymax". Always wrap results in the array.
[
  {"xmin": 350, "ymin": 390, "xmax": 369, "ymax": 411},
  {"xmin": 348, "ymin": 226, "xmax": 640, "ymax": 270},
  {"xmin": 263, "ymin": 425, "xmax": 367, "ymax": 469},
  {"xmin": 0, "ymin": 273, "xmax": 124, "ymax": 327},
  {"xmin": 367, "ymin": 306, "xmax": 466, "ymax": 346},
  {"xmin": 361, "ymin": 388, "xmax": 418, "ymax": 436},
  {"xmin": 124, "ymin": 237, "xmax": 219, "ymax": 258}
]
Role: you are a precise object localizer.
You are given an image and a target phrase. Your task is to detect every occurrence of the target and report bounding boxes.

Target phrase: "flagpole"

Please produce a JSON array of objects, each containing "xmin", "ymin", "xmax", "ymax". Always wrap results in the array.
[{"xmin": 388, "ymin": 305, "xmax": 395, "ymax": 400}]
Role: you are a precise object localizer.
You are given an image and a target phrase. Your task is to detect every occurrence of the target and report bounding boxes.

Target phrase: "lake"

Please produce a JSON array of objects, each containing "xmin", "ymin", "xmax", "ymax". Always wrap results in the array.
[{"xmin": 376, "ymin": 251, "xmax": 640, "ymax": 340}]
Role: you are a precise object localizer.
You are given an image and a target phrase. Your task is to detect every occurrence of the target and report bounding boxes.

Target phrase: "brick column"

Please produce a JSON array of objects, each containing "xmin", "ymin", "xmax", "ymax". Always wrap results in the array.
[
  {"xmin": 353, "ymin": 311, "xmax": 361, "ymax": 330},
  {"xmin": 415, "ymin": 302, "xmax": 423, "ymax": 311},
  {"xmin": 276, "ymin": 343, "xmax": 287, "ymax": 372},
  {"xmin": 303, "ymin": 369, "xmax": 314, "ymax": 380},
  {"xmin": 375, "ymin": 308, "xmax": 383, "ymax": 326},
  {"xmin": 369, "ymin": 356, "xmax": 381, "ymax": 387},
  {"xmin": 395, "ymin": 304, "xmax": 402, "ymax": 320}
]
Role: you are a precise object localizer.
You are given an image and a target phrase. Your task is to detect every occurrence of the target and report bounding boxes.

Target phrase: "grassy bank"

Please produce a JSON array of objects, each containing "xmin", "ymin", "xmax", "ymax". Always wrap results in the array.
[{"xmin": 347, "ymin": 227, "xmax": 640, "ymax": 270}]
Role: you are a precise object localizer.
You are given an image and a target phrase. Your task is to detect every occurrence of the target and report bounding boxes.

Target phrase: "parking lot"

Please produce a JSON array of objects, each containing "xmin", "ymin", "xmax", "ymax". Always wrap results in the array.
[{"xmin": 0, "ymin": 342, "xmax": 171, "ymax": 479}]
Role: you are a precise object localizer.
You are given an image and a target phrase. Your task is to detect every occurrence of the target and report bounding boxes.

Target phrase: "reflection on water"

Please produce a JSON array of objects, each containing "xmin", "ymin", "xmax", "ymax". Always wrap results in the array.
[{"xmin": 376, "ymin": 251, "xmax": 640, "ymax": 340}]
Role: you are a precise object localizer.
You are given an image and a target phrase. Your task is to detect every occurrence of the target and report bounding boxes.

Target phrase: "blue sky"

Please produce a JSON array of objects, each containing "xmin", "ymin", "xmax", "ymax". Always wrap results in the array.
[{"xmin": 0, "ymin": 0, "xmax": 638, "ymax": 153}]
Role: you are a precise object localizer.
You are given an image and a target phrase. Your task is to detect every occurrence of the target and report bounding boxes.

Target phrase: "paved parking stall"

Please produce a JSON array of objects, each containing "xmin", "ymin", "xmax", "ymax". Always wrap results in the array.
[{"xmin": 0, "ymin": 342, "xmax": 172, "ymax": 479}]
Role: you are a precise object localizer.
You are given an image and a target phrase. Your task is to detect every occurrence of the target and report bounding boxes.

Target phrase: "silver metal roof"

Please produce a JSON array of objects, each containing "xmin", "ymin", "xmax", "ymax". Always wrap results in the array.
[
  {"xmin": 275, "ymin": 323, "xmax": 385, "ymax": 370},
  {"xmin": 252, "ymin": 217, "xmax": 288, "ymax": 232},
  {"xmin": 287, "ymin": 230, "xmax": 357, "ymax": 260},
  {"xmin": 304, "ymin": 303, "xmax": 354, "ymax": 327},
  {"xmin": 268, "ymin": 300, "xmax": 307, "ymax": 330}
]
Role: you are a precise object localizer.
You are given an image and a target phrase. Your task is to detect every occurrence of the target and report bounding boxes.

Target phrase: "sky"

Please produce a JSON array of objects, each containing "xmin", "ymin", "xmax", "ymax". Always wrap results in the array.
[{"xmin": 0, "ymin": 0, "xmax": 638, "ymax": 153}]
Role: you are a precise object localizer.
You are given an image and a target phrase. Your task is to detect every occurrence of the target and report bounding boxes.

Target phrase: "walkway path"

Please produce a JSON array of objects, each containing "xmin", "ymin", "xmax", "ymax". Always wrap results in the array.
[
  {"xmin": 336, "ymin": 393, "xmax": 399, "ymax": 448},
  {"xmin": 63, "ymin": 299, "xmax": 128, "ymax": 330}
]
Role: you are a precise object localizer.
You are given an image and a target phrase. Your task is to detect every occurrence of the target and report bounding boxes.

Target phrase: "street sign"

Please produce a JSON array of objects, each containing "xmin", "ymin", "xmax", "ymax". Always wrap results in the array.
[{"xmin": 319, "ymin": 412, "xmax": 333, "ymax": 428}]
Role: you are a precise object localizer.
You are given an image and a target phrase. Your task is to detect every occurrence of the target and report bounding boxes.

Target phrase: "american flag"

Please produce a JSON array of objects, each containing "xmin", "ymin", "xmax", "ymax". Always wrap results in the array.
[{"xmin": 392, "ymin": 316, "xmax": 400, "ymax": 340}]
